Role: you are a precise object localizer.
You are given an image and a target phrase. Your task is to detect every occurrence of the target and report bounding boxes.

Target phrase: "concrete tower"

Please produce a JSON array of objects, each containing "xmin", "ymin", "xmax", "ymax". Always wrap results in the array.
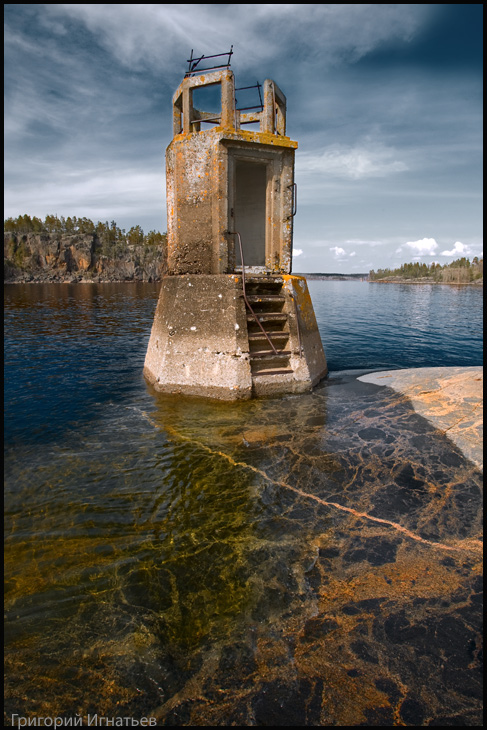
[{"xmin": 144, "ymin": 58, "xmax": 327, "ymax": 399}]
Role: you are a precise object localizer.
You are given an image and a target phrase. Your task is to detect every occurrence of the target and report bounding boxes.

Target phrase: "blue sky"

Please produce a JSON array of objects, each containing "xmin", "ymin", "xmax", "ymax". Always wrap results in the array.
[{"xmin": 4, "ymin": 4, "xmax": 483, "ymax": 273}]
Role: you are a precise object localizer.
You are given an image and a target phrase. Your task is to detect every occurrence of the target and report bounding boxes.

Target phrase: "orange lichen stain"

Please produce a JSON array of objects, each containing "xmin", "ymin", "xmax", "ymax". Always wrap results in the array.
[
  {"xmin": 316, "ymin": 548, "xmax": 477, "ymax": 616},
  {"xmin": 296, "ymin": 652, "xmax": 392, "ymax": 726},
  {"xmin": 254, "ymin": 635, "xmax": 291, "ymax": 680},
  {"xmin": 280, "ymin": 603, "xmax": 395, "ymax": 725},
  {"xmin": 193, "ymin": 128, "xmax": 299, "ymax": 148},
  {"xmin": 282, "ymin": 543, "xmax": 479, "ymax": 726},
  {"xmin": 283, "ymin": 275, "xmax": 315, "ymax": 326},
  {"xmin": 240, "ymin": 425, "xmax": 282, "ymax": 445}
]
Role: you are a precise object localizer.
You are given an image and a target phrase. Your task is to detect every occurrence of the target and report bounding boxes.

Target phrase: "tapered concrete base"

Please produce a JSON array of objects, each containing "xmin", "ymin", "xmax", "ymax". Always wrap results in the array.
[
  {"xmin": 144, "ymin": 275, "xmax": 252, "ymax": 400},
  {"xmin": 144, "ymin": 274, "xmax": 327, "ymax": 400}
]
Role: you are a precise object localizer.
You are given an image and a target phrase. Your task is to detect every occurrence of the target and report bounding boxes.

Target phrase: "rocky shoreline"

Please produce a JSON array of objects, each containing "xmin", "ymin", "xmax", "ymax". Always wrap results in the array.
[
  {"xmin": 358, "ymin": 366, "xmax": 483, "ymax": 471},
  {"xmin": 4, "ymin": 231, "xmax": 166, "ymax": 283}
]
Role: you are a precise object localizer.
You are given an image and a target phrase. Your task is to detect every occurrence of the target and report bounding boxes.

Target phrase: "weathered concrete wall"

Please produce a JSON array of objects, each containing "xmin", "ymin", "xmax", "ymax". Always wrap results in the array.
[
  {"xmin": 166, "ymin": 131, "xmax": 297, "ymax": 276},
  {"xmin": 144, "ymin": 275, "xmax": 252, "ymax": 399},
  {"xmin": 166, "ymin": 133, "xmax": 221, "ymax": 275},
  {"xmin": 144, "ymin": 273, "xmax": 327, "ymax": 400}
]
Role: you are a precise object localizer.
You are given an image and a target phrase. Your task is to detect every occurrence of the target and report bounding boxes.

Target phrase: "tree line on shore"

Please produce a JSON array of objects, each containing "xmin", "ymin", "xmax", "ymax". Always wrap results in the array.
[
  {"xmin": 4, "ymin": 214, "xmax": 167, "ymax": 282},
  {"xmin": 369, "ymin": 258, "xmax": 483, "ymax": 284},
  {"xmin": 4, "ymin": 214, "xmax": 167, "ymax": 251}
]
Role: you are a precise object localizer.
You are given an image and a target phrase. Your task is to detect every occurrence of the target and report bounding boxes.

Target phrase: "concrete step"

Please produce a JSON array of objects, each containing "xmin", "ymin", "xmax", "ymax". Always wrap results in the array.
[
  {"xmin": 246, "ymin": 294, "xmax": 285, "ymax": 304},
  {"xmin": 248, "ymin": 330, "xmax": 289, "ymax": 341},
  {"xmin": 243, "ymin": 276, "xmax": 296, "ymax": 382},
  {"xmin": 249, "ymin": 348, "xmax": 292, "ymax": 360},
  {"xmin": 246, "ymin": 312, "xmax": 287, "ymax": 322},
  {"xmin": 252, "ymin": 368, "xmax": 294, "ymax": 377},
  {"xmin": 244, "ymin": 275, "xmax": 284, "ymax": 285}
]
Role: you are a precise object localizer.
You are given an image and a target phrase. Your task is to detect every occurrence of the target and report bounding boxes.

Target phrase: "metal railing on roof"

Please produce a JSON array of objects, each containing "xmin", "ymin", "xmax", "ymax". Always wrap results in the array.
[{"xmin": 185, "ymin": 47, "xmax": 233, "ymax": 76}]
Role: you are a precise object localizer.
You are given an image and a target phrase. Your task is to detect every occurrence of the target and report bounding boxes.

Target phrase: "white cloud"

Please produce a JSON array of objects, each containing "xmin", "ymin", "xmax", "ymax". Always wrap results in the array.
[
  {"xmin": 330, "ymin": 246, "xmax": 357, "ymax": 260},
  {"xmin": 396, "ymin": 238, "xmax": 439, "ymax": 256},
  {"xmin": 440, "ymin": 241, "xmax": 471, "ymax": 256},
  {"xmin": 293, "ymin": 248, "xmax": 303, "ymax": 257},
  {"xmin": 298, "ymin": 143, "xmax": 408, "ymax": 180}
]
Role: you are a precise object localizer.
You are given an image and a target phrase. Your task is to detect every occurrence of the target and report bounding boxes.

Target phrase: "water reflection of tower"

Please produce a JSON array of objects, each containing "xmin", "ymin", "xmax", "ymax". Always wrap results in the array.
[{"xmin": 144, "ymin": 49, "xmax": 327, "ymax": 399}]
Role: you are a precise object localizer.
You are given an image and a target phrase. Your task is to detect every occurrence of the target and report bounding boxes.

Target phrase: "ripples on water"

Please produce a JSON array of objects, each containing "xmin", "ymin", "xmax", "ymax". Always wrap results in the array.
[{"xmin": 4, "ymin": 281, "xmax": 483, "ymax": 723}]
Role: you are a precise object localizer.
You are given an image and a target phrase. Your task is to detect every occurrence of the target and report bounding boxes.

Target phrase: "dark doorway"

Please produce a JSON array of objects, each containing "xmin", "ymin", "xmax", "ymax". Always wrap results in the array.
[{"xmin": 234, "ymin": 161, "xmax": 266, "ymax": 267}]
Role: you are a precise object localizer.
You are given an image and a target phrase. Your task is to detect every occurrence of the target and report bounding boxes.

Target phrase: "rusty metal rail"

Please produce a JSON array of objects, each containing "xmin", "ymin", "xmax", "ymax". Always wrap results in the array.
[{"xmin": 226, "ymin": 231, "xmax": 279, "ymax": 356}]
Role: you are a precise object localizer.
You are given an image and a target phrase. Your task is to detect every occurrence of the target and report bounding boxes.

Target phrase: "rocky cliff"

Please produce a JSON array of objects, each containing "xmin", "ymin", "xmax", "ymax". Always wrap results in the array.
[{"xmin": 4, "ymin": 231, "xmax": 167, "ymax": 283}]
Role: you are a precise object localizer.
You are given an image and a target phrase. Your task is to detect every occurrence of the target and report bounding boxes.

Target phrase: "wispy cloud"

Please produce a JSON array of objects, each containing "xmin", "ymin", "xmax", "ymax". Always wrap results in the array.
[
  {"xmin": 345, "ymin": 239, "xmax": 390, "ymax": 248},
  {"xmin": 5, "ymin": 165, "xmax": 166, "ymax": 230},
  {"xmin": 44, "ymin": 4, "xmax": 429, "ymax": 75},
  {"xmin": 298, "ymin": 142, "xmax": 408, "ymax": 180}
]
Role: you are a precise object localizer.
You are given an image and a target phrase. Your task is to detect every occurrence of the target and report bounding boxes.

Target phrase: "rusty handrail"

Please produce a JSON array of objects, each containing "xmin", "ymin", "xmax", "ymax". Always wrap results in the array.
[{"xmin": 226, "ymin": 231, "xmax": 279, "ymax": 356}]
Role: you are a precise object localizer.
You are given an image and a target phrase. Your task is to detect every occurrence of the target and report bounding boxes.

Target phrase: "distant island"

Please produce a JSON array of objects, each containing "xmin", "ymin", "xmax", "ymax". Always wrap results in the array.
[
  {"xmin": 369, "ymin": 259, "xmax": 483, "ymax": 285},
  {"xmin": 298, "ymin": 260, "xmax": 483, "ymax": 285},
  {"xmin": 296, "ymin": 272, "xmax": 369, "ymax": 281}
]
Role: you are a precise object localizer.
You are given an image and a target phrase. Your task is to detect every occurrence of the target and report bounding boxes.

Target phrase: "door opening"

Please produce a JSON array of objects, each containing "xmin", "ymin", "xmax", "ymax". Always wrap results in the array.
[{"xmin": 234, "ymin": 161, "xmax": 266, "ymax": 268}]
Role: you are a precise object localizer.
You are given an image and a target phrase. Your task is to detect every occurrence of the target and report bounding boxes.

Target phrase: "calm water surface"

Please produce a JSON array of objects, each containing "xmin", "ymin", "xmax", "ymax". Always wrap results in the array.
[
  {"xmin": 4, "ymin": 281, "xmax": 483, "ymax": 724},
  {"xmin": 306, "ymin": 279, "xmax": 483, "ymax": 371}
]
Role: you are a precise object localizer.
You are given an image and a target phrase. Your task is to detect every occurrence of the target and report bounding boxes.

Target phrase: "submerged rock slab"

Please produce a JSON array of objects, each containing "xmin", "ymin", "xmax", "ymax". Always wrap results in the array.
[
  {"xmin": 358, "ymin": 367, "xmax": 483, "ymax": 470},
  {"xmin": 4, "ymin": 370, "xmax": 483, "ymax": 725}
]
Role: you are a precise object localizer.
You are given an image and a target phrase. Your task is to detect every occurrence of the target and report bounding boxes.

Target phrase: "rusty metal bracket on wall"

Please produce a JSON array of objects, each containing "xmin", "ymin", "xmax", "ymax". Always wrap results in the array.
[{"xmin": 287, "ymin": 183, "xmax": 297, "ymax": 219}]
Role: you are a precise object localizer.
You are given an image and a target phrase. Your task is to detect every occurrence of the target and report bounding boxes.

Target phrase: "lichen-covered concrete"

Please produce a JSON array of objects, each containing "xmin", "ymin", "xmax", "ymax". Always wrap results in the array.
[
  {"xmin": 166, "ymin": 128, "xmax": 297, "ymax": 276},
  {"xmin": 144, "ymin": 275, "xmax": 252, "ymax": 399},
  {"xmin": 166, "ymin": 69, "xmax": 297, "ymax": 277},
  {"xmin": 144, "ymin": 273, "xmax": 328, "ymax": 399}
]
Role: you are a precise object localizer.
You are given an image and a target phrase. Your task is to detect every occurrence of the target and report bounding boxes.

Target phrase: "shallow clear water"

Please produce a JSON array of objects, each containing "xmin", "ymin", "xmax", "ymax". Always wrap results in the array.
[{"xmin": 4, "ymin": 281, "xmax": 483, "ymax": 725}]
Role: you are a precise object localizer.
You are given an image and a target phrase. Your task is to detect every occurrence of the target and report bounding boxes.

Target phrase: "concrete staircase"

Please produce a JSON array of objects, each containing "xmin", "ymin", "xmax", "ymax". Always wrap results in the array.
[{"xmin": 244, "ymin": 276, "xmax": 295, "ymax": 385}]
